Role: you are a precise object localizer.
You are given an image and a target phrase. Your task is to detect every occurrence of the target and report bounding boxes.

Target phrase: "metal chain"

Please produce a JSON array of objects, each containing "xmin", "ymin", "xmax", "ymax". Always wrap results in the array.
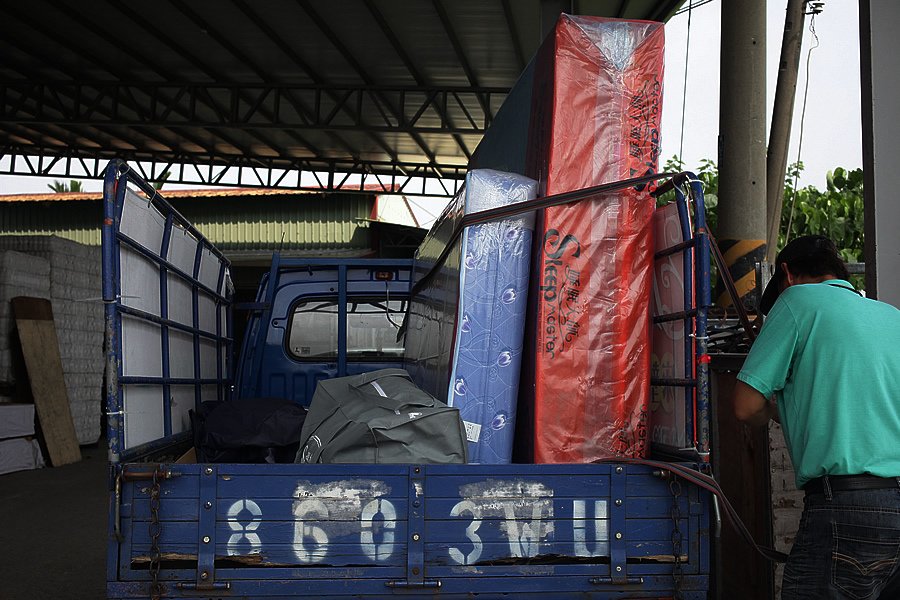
[
  {"xmin": 148, "ymin": 468, "xmax": 163, "ymax": 600},
  {"xmin": 670, "ymin": 476, "xmax": 684, "ymax": 600}
]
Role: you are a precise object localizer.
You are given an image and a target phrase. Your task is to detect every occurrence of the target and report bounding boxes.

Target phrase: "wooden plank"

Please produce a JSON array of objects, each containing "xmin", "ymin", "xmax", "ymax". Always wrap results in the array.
[{"xmin": 12, "ymin": 296, "xmax": 81, "ymax": 466}]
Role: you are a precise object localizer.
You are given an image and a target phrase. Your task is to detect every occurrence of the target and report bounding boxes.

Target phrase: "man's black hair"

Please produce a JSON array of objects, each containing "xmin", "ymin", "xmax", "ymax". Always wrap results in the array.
[
  {"xmin": 783, "ymin": 246, "xmax": 851, "ymax": 281},
  {"xmin": 759, "ymin": 235, "xmax": 852, "ymax": 314}
]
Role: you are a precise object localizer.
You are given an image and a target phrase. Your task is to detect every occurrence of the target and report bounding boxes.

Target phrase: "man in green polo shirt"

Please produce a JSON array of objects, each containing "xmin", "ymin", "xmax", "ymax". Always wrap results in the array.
[{"xmin": 733, "ymin": 235, "xmax": 900, "ymax": 599}]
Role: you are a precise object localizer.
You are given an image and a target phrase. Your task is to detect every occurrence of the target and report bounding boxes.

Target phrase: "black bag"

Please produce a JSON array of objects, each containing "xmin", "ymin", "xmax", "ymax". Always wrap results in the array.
[
  {"xmin": 296, "ymin": 368, "xmax": 467, "ymax": 464},
  {"xmin": 190, "ymin": 397, "xmax": 308, "ymax": 463}
]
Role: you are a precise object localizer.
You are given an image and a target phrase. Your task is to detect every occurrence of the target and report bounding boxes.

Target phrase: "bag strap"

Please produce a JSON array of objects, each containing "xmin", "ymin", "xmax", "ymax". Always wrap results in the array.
[
  {"xmin": 352, "ymin": 382, "xmax": 436, "ymax": 412},
  {"xmin": 349, "ymin": 368, "xmax": 412, "ymax": 389},
  {"xmin": 596, "ymin": 458, "xmax": 789, "ymax": 564},
  {"xmin": 347, "ymin": 369, "xmax": 435, "ymax": 411}
]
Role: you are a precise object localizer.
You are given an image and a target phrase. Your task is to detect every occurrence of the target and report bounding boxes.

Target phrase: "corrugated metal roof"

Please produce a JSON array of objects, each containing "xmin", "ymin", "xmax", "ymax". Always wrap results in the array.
[
  {"xmin": 0, "ymin": 191, "xmax": 102, "ymax": 203},
  {"xmin": 1, "ymin": 1, "xmax": 685, "ymax": 189}
]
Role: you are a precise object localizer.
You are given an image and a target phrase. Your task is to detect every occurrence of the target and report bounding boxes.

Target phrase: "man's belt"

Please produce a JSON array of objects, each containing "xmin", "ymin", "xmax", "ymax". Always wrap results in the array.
[{"xmin": 803, "ymin": 474, "xmax": 900, "ymax": 495}]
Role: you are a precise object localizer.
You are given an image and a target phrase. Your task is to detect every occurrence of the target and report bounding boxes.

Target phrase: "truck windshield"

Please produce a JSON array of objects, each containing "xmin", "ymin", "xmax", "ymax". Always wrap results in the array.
[{"xmin": 287, "ymin": 297, "xmax": 407, "ymax": 360}]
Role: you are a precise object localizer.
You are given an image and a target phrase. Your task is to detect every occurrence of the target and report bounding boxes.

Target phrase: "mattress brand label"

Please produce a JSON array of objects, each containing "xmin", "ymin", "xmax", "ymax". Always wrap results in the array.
[
  {"xmin": 540, "ymin": 229, "xmax": 583, "ymax": 359},
  {"xmin": 611, "ymin": 406, "xmax": 649, "ymax": 458},
  {"xmin": 626, "ymin": 76, "xmax": 662, "ymax": 189}
]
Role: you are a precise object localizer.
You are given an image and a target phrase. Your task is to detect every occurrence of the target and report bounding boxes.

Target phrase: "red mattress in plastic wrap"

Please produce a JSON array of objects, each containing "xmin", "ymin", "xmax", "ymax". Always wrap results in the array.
[{"xmin": 526, "ymin": 15, "xmax": 664, "ymax": 462}]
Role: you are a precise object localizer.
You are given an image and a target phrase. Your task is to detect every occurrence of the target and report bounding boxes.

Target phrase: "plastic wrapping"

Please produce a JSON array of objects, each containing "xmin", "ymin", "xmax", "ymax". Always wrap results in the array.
[
  {"xmin": 404, "ymin": 169, "xmax": 537, "ymax": 463},
  {"xmin": 525, "ymin": 15, "xmax": 664, "ymax": 462},
  {"xmin": 403, "ymin": 186, "xmax": 464, "ymax": 402}
]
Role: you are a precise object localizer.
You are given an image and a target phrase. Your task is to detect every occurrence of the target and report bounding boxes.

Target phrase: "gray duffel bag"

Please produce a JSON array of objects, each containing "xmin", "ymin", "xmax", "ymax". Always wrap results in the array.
[{"xmin": 295, "ymin": 368, "xmax": 467, "ymax": 464}]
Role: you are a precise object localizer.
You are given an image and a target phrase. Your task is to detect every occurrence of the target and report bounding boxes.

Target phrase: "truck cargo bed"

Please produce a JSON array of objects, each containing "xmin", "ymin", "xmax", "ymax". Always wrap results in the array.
[{"xmin": 103, "ymin": 160, "xmax": 713, "ymax": 599}]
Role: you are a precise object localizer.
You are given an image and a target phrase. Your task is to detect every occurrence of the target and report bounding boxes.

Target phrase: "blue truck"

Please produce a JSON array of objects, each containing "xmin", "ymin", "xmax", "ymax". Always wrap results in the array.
[{"xmin": 103, "ymin": 159, "xmax": 714, "ymax": 599}]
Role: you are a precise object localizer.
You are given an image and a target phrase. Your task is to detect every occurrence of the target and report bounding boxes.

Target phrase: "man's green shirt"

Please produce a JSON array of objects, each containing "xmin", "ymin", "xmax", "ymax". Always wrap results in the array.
[{"xmin": 737, "ymin": 280, "xmax": 900, "ymax": 488}]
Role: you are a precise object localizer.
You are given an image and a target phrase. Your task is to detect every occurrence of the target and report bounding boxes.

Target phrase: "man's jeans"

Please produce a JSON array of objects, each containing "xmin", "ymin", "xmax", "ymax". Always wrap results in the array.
[{"xmin": 782, "ymin": 485, "xmax": 900, "ymax": 599}]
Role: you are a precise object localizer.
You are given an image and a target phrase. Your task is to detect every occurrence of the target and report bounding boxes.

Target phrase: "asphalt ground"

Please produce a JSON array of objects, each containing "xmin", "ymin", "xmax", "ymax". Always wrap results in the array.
[{"xmin": 0, "ymin": 443, "xmax": 108, "ymax": 600}]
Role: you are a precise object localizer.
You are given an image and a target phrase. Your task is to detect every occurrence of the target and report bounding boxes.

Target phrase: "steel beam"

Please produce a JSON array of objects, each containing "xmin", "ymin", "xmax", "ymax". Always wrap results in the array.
[
  {"xmin": 0, "ymin": 23, "xmax": 212, "ymax": 156},
  {"xmin": 0, "ymin": 71, "xmax": 125, "ymax": 151},
  {"xmin": 0, "ymin": 81, "xmax": 501, "ymax": 134},
  {"xmin": 0, "ymin": 146, "xmax": 465, "ymax": 197},
  {"xmin": 648, "ymin": 0, "xmax": 685, "ymax": 22}
]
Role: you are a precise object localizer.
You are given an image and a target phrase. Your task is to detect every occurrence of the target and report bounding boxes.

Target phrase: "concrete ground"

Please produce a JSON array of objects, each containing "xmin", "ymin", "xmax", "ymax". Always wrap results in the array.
[{"xmin": 0, "ymin": 443, "xmax": 108, "ymax": 600}]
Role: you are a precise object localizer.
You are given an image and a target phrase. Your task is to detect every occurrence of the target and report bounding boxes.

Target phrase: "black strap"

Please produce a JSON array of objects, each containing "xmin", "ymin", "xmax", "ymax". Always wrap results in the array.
[
  {"xmin": 398, "ymin": 171, "xmax": 673, "ymax": 340},
  {"xmin": 706, "ymin": 228, "xmax": 757, "ymax": 343},
  {"xmin": 596, "ymin": 457, "xmax": 789, "ymax": 563},
  {"xmin": 824, "ymin": 282, "xmax": 863, "ymax": 297}
]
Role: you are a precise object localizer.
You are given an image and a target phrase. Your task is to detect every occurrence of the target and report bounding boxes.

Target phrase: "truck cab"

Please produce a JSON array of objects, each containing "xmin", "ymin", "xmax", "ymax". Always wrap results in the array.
[{"xmin": 234, "ymin": 258, "xmax": 412, "ymax": 406}]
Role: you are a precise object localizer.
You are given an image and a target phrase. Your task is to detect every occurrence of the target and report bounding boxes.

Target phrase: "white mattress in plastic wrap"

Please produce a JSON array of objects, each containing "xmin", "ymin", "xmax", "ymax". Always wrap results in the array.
[
  {"xmin": 0, "ymin": 403, "xmax": 35, "ymax": 439},
  {"xmin": 0, "ymin": 437, "xmax": 45, "ymax": 475}
]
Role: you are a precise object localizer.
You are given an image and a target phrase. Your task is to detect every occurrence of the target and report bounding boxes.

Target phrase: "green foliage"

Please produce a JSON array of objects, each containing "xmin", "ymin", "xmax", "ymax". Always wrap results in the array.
[
  {"xmin": 663, "ymin": 158, "xmax": 865, "ymax": 288},
  {"xmin": 781, "ymin": 164, "xmax": 864, "ymax": 264},
  {"xmin": 47, "ymin": 179, "xmax": 83, "ymax": 193},
  {"xmin": 659, "ymin": 155, "xmax": 719, "ymax": 233},
  {"xmin": 153, "ymin": 169, "xmax": 171, "ymax": 191}
]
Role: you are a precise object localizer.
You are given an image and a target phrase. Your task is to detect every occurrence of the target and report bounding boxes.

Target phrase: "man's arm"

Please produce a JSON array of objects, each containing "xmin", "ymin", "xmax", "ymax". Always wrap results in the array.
[{"xmin": 733, "ymin": 380, "xmax": 779, "ymax": 426}]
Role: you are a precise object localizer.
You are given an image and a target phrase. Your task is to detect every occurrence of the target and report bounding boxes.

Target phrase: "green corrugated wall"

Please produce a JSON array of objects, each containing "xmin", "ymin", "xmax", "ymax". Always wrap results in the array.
[
  {"xmin": 0, "ymin": 202, "xmax": 103, "ymax": 245},
  {"xmin": 0, "ymin": 194, "xmax": 373, "ymax": 252}
]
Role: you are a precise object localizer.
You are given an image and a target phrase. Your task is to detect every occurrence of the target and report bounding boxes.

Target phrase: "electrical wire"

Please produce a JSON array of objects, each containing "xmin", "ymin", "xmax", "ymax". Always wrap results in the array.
[
  {"xmin": 674, "ymin": 0, "xmax": 717, "ymax": 165},
  {"xmin": 784, "ymin": 9, "xmax": 821, "ymax": 243},
  {"xmin": 678, "ymin": 0, "xmax": 694, "ymax": 163},
  {"xmin": 674, "ymin": 0, "xmax": 714, "ymax": 16}
]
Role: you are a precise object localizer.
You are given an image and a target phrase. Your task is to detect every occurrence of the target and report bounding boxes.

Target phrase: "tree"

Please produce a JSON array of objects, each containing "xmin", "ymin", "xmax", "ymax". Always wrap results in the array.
[
  {"xmin": 47, "ymin": 180, "xmax": 84, "ymax": 193},
  {"xmin": 661, "ymin": 156, "xmax": 719, "ymax": 235},
  {"xmin": 781, "ymin": 163, "xmax": 864, "ymax": 264},
  {"xmin": 662, "ymin": 156, "xmax": 865, "ymax": 288}
]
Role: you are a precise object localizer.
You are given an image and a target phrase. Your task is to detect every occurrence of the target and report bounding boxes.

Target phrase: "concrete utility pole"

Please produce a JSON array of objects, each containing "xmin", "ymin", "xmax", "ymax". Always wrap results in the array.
[
  {"xmin": 766, "ymin": 0, "xmax": 807, "ymax": 263},
  {"xmin": 860, "ymin": 0, "xmax": 900, "ymax": 306},
  {"xmin": 717, "ymin": 0, "xmax": 768, "ymax": 310}
]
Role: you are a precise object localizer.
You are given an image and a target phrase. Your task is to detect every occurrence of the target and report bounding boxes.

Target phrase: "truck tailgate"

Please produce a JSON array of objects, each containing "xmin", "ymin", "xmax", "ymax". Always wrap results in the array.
[{"xmin": 111, "ymin": 462, "xmax": 708, "ymax": 598}]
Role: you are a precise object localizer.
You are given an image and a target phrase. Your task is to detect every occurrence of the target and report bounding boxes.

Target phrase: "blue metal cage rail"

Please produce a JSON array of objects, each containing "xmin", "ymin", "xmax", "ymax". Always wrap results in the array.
[
  {"xmin": 650, "ymin": 173, "xmax": 712, "ymax": 460},
  {"xmin": 102, "ymin": 159, "xmax": 233, "ymax": 463}
]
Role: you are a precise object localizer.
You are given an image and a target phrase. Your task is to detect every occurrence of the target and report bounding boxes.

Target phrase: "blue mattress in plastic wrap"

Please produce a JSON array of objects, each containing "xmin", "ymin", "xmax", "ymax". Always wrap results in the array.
[{"xmin": 404, "ymin": 169, "xmax": 537, "ymax": 464}]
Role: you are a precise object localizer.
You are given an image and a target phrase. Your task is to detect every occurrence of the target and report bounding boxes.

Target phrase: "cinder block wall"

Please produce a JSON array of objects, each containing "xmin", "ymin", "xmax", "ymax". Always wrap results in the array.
[
  {"xmin": 0, "ymin": 236, "xmax": 103, "ymax": 445},
  {"xmin": 769, "ymin": 422, "xmax": 802, "ymax": 600},
  {"xmin": 0, "ymin": 250, "xmax": 51, "ymax": 379}
]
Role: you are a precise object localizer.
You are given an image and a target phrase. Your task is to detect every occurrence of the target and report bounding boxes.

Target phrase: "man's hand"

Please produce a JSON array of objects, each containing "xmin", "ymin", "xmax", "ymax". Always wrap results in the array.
[{"xmin": 733, "ymin": 380, "xmax": 779, "ymax": 426}]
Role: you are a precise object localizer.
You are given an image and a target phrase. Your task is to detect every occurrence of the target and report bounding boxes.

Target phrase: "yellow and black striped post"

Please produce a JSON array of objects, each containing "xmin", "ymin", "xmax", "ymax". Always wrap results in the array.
[{"xmin": 715, "ymin": 238, "xmax": 767, "ymax": 310}]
